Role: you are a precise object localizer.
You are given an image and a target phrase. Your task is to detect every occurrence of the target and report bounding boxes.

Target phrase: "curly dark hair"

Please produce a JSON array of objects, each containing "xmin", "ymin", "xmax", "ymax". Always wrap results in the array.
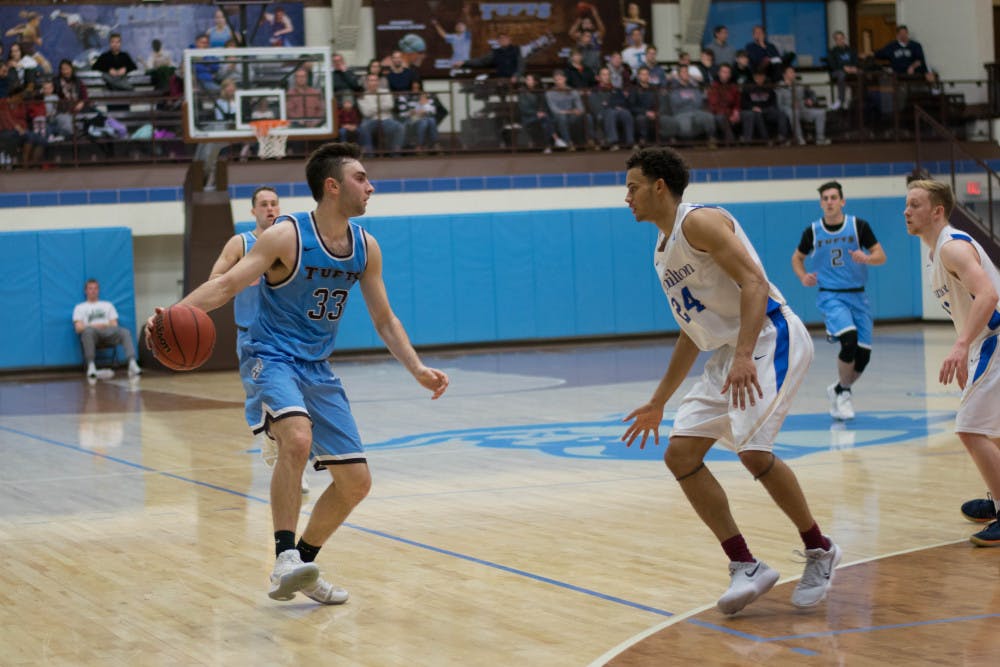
[{"xmin": 625, "ymin": 147, "xmax": 689, "ymax": 198}]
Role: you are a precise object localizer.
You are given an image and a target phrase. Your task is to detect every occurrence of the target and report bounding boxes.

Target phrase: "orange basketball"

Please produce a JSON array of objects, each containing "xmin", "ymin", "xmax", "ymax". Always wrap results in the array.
[{"xmin": 149, "ymin": 305, "xmax": 216, "ymax": 371}]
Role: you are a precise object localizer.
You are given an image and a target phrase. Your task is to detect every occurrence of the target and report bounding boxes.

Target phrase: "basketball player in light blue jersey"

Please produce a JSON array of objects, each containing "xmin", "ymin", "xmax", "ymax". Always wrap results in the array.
[
  {"xmin": 621, "ymin": 147, "xmax": 840, "ymax": 615},
  {"xmin": 208, "ymin": 186, "xmax": 310, "ymax": 494},
  {"xmin": 792, "ymin": 181, "xmax": 886, "ymax": 420},
  {"xmin": 147, "ymin": 143, "xmax": 450, "ymax": 603},
  {"xmin": 906, "ymin": 180, "xmax": 1000, "ymax": 546}
]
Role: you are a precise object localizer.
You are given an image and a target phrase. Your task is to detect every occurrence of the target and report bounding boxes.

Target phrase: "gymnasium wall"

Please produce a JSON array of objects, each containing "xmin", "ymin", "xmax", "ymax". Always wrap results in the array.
[{"xmin": 0, "ymin": 228, "xmax": 135, "ymax": 371}]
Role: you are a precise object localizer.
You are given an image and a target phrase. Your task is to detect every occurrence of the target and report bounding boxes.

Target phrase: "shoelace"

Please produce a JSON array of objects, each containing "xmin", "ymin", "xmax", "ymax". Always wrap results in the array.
[{"xmin": 792, "ymin": 550, "xmax": 828, "ymax": 587}]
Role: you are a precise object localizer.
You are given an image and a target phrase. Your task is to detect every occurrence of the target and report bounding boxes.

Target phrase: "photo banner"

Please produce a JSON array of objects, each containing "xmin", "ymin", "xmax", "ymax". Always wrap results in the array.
[{"xmin": 373, "ymin": 1, "xmax": 653, "ymax": 76}]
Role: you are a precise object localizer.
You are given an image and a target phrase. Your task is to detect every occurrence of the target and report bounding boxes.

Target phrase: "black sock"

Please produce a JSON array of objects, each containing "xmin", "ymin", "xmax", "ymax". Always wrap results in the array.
[
  {"xmin": 834, "ymin": 383, "xmax": 846, "ymax": 394},
  {"xmin": 274, "ymin": 530, "xmax": 296, "ymax": 557},
  {"xmin": 296, "ymin": 538, "xmax": 322, "ymax": 563}
]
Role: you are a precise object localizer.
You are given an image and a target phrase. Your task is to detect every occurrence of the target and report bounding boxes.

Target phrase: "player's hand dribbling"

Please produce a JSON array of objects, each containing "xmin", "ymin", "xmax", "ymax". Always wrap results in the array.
[
  {"xmin": 721, "ymin": 355, "xmax": 763, "ymax": 410},
  {"xmin": 415, "ymin": 366, "xmax": 450, "ymax": 399},
  {"xmin": 940, "ymin": 341, "xmax": 969, "ymax": 389},
  {"xmin": 621, "ymin": 402, "xmax": 664, "ymax": 449},
  {"xmin": 144, "ymin": 306, "xmax": 166, "ymax": 350}
]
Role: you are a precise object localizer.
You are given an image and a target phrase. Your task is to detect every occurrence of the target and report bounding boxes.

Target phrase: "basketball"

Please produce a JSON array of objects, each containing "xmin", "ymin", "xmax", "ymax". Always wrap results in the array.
[{"xmin": 149, "ymin": 305, "xmax": 216, "ymax": 371}]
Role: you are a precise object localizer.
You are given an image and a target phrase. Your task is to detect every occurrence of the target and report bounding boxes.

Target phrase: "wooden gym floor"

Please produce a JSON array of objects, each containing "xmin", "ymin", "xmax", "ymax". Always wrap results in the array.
[{"xmin": 0, "ymin": 322, "xmax": 997, "ymax": 666}]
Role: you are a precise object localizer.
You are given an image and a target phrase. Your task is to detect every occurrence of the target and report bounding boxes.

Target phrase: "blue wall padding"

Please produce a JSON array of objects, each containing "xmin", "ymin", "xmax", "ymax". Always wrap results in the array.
[
  {"xmin": 0, "ymin": 228, "xmax": 134, "ymax": 370},
  {"xmin": 236, "ymin": 198, "xmax": 919, "ymax": 352}
]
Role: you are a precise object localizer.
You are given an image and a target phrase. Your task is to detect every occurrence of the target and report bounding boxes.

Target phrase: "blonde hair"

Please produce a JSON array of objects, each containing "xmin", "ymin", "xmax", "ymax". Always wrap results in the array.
[{"xmin": 907, "ymin": 179, "xmax": 955, "ymax": 218}]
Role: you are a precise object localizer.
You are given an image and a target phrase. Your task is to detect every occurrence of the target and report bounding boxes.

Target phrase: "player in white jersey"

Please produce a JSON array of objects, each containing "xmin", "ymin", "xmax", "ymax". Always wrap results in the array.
[
  {"xmin": 621, "ymin": 147, "xmax": 841, "ymax": 614},
  {"xmin": 905, "ymin": 180, "xmax": 1000, "ymax": 546},
  {"xmin": 208, "ymin": 186, "xmax": 309, "ymax": 495}
]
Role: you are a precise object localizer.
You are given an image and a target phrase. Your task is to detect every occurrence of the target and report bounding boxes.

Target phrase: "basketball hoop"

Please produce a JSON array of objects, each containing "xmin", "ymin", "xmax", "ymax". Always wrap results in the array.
[{"xmin": 250, "ymin": 119, "xmax": 289, "ymax": 159}]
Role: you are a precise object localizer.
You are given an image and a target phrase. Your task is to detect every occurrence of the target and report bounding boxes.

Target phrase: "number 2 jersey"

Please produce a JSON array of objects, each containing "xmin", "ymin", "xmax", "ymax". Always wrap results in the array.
[
  {"xmin": 654, "ymin": 203, "xmax": 787, "ymax": 351},
  {"xmin": 249, "ymin": 211, "xmax": 368, "ymax": 361}
]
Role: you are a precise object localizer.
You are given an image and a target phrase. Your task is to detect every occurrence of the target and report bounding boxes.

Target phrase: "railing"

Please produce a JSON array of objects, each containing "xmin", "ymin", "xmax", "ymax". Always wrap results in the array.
[{"xmin": 915, "ymin": 105, "xmax": 1000, "ymax": 250}]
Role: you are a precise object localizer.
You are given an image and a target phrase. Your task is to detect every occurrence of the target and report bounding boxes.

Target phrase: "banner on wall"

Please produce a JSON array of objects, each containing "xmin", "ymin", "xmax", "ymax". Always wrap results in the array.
[
  {"xmin": 373, "ymin": 0, "xmax": 653, "ymax": 76},
  {"xmin": 0, "ymin": 3, "xmax": 305, "ymax": 72}
]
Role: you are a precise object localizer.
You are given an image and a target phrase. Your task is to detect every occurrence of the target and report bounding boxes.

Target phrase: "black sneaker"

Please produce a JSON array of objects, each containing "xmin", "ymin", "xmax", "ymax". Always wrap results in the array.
[
  {"xmin": 961, "ymin": 495, "xmax": 997, "ymax": 523},
  {"xmin": 970, "ymin": 520, "xmax": 1000, "ymax": 547}
]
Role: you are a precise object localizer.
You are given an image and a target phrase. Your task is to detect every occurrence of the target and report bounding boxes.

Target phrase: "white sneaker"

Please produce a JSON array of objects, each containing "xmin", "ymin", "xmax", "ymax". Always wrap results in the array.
[
  {"xmin": 95, "ymin": 369, "xmax": 114, "ymax": 380},
  {"xmin": 553, "ymin": 136, "xmax": 568, "ymax": 149},
  {"xmin": 830, "ymin": 100, "xmax": 842, "ymax": 111},
  {"xmin": 717, "ymin": 560, "xmax": 780, "ymax": 615},
  {"xmin": 791, "ymin": 541, "xmax": 842, "ymax": 608},
  {"xmin": 268, "ymin": 549, "xmax": 319, "ymax": 601},
  {"xmin": 827, "ymin": 383, "xmax": 855, "ymax": 420},
  {"xmin": 300, "ymin": 576, "xmax": 349, "ymax": 605},
  {"xmin": 86, "ymin": 363, "xmax": 97, "ymax": 380},
  {"xmin": 128, "ymin": 359, "xmax": 142, "ymax": 377}
]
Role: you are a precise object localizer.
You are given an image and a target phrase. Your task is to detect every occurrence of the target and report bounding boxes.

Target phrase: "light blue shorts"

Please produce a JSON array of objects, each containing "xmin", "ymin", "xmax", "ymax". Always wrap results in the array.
[
  {"xmin": 240, "ymin": 346, "xmax": 365, "ymax": 469},
  {"xmin": 817, "ymin": 290, "xmax": 872, "ymax": 348}
]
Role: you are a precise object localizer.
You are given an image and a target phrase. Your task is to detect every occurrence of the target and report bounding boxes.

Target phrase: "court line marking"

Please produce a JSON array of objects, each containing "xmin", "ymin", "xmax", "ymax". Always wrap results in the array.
[
  {"xmin": 2, "ymin": 423, "xmax": 985, "ymax": 662},
  {"xmin": 586, "ymin": 538, "xmax": 969, "ymax": 666}
]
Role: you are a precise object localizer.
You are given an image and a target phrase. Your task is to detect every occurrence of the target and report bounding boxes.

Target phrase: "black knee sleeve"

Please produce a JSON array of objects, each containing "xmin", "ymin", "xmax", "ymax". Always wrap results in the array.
[
  {"xmin": 854, "ymin": 346, "xmax": 871, "ymax": 373},
  {"xmin": 837, "ymin": 330, "xmax": 858, "ymax": 364}
]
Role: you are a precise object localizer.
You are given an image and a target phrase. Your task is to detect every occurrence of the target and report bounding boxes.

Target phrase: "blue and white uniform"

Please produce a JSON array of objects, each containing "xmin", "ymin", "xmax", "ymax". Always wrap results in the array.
[
  {"xmin": 241, "ymin": 211, "xmax": 369, "ymax": 468},
  {"xmin": 234, "ymin": 229, "xmax": 260, "ymax": 360},
  {"xmin": 931, "ymin": 225, "xmax": 1000, "ymax": 436},
  {"xmin": 801, "ymin": 215, "xmax": 877, "ymax": 347},
  {"xmin": 655, "ymin": 203, "xmax": 814, "ymax": 452}
]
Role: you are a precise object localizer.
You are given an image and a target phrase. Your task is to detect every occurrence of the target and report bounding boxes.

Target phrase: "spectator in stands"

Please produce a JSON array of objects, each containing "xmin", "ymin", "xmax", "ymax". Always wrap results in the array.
[
  {"xmin": 518, "ymin": 73, "xmax": 562, "ymax": 152},
  {"xmin": 385, "ymin": 50, "xmax": 420, "ymax": 92},
  {"xmin": 641, "ymin": 46, "xmax": 668, "ymax": 87},
  {"xmin": 207, "ymin": 8, "xmax": 236, "ymax": 48},
  {"xmin": 53, "ymin": 59, "xmax": 89, "ymax": 138},
  {"xmin": 93, "ymin": 33, "xmax": 138, "ymax": 91},
  {"xmin": 5, "ymin": 42, "xmax": 39, "ymax": 95},
  {"xmin": 707, "ymin": 63, "xmax": 741, "ymax": 145},
  {"xmin": 1, "ymin": 48, "xmax": 18, "ymax": 98},
  {"xmin": 357, "ymin": 73, "xmax": 404, "ymax": 155},
  {"xmin": 664, "ymin": 64, "xmax": 716, "ymax": 145},
  {"xmin": 431, "ymin": 3, "xmax": 474, "ymax": 67},
  {"xmin": 564, "ymin": 48, "xmax": 597, "ymax": 89},
  {"xmin": 575, "ymin": 30, "xmax": 603, "ymax": 74},
  {"xmin": 570, "ymin": 5, "xmax": 606, "ymax": 47},
  {"xmin": 402, "ymin": 83, "xmax": 439, "ymax": 151},
  {"xmin": 462, "ymin": 32, "xmax": 522, "ymax": 82},
  {"xmin": 827, "ymin": 30, "xmax": 858, "ymax": 111},
  {"xmin": 668, "ymin": 51, "xmax": 694, "ymax": 86},
  {"xmin": 367, "ymin": 59, "xmax": 389, "ymax": 89},
  {"xmin": 545, "ymin": 69, "xmax": 592, "ymax": 150},
  {"xmin": 287, "ymin": 67, "xmax": 324, "ymax": 128},
  {"xmin": 732, "ymin": 49, "xmax": 753, "ymax": 85},
  {"xmin": 621, "ymin": 28, "xmax": 647, "ymax": 71},
  {"xmin": 705, "ymin": 25, "xmax": 736, "ymax": 68},
  {"xmin": 746, "ymin": 25, "xmax": 791, "ymax": 82},
  {"xmin": 73, "ymin": 278, "xmax": 141, "ymax": 380},
  {"xmin": 332, "ymin": 53, "xmax": 364, "ymax": 100},
  {"xmin": 690, "ymin": 48, "xmax": 717, "ymax": 85},
  {"xmin": 0, "ymin": 90, "xmax": 46, "ymax": 167},
  {"xmin": 873, "ymin": 25, "xmax": 934, "ymax": 83},
  {"xmin": 146, "ymin": 39, "xmax": 176, "ymax": 95},
  {"xmin": 740, "ymin": 68, "xmax": 789, "ymax": 144},
  {"xmin": 588, "ymin": 66, "xmax": 634, "ymax": 151},
  {"xmin": 337, "ymin": 97, "xmax": 360, "ymax": 143},
  {"xmin": 629, "ymin": 66, "xmax": 659, "ymax": 145},
  {"xmin": 192, "ymin": 34, "xmax": 220, "ymax": 93},
  {"xmin": 621, "ymin": 2, "xmax": 647, "ymax": 41},
  {"xmin": 776, "ymin": 66, "xmax": 829, "ymax": 145},
  {"xmin": 606, "ymin": 51, "xmax": 632, "ymax": 89}
]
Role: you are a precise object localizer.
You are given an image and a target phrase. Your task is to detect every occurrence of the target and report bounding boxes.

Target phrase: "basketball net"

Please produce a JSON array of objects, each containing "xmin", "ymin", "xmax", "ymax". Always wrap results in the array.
[{"xmin": 250, "ymin": 119, "xmax": 289, "ymax": 159}]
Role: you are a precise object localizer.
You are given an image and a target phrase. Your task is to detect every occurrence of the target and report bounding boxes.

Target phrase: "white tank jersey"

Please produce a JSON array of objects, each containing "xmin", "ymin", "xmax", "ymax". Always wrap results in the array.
[
  {"xmin": 930, "ymin": 225, "xmax": 1000, "ymax": 346},
  {"xmin": 654, "ymin": 203, "xmax": 787, "ymax": 351}
]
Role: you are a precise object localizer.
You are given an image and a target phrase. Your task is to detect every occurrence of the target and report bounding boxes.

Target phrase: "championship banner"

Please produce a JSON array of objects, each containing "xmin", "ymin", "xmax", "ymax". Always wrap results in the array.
[{"xmin": 373, "ymin": 1, "xmax": 653, "ymax": 76}]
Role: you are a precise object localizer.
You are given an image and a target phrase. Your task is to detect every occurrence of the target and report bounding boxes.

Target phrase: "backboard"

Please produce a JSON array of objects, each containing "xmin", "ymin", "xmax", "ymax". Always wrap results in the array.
[{"xmin": 182, "ymin": 46, "xmax": 334, "ymax": 141}]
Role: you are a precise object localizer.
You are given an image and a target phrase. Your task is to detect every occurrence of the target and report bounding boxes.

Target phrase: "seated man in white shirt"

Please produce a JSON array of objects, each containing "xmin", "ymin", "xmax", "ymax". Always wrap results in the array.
[{"xmin": 73, "ymin": 278, "xmax": 141, "ymax": 379}]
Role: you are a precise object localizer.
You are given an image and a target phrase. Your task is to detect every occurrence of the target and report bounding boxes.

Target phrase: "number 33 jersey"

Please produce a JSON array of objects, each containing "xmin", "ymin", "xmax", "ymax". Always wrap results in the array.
[
  {"xmin": 654, "ymin": 203, "xmax": 787, "ymax": 351},
  {"xmin": 251, "ymin": 211, "xmax": 368, "ymax": 361}
]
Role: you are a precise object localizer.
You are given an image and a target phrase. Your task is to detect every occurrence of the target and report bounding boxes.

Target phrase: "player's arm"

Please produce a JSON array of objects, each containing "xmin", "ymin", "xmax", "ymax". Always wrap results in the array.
[
  {"xmin": 359, "ymin": 233, "xmax": 449, "ymax": 399},
  {"xmin": 622, "ymin": 330, "xmax": 700, "ymax": 449},
  {"xmin": 208, "ymin": 234, "xmax": 246, "ymax": 280},
  {"xmin": 938, "ymin": 240, "xmax": 1000, "ymax": 388},
  {"xmin": 685, "ymin": 208, "xmax": 767, "ymax": 409},
  {"xmin": 850, "ymin": 221, "xmax": 887, "ymax": 266},
  {"xmin": 791, "ymin": 226, "xmax": 817, "ymax": 286}
]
